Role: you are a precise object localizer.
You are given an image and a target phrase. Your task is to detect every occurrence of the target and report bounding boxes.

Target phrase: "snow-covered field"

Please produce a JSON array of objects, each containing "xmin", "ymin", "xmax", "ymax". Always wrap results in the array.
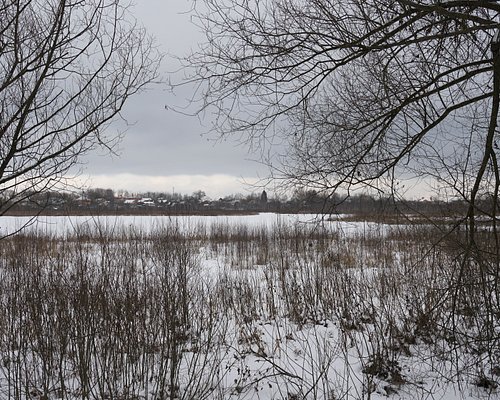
[{"xmin": 0, "ymin": 213, "xmax": 497, "ymax": 399}]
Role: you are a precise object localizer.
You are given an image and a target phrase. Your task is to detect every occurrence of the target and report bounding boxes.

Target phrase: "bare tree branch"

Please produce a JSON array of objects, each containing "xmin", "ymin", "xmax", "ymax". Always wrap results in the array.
[{"xmin": 0, "ymin": 0, "xmax": 162, "ymax": 214}]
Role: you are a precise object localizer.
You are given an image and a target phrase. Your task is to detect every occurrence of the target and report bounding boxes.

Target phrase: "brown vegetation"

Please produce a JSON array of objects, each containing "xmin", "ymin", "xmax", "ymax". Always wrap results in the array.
[{"xmin": 0, "ymin": 218, "xmax": 497, "ymax": 398}]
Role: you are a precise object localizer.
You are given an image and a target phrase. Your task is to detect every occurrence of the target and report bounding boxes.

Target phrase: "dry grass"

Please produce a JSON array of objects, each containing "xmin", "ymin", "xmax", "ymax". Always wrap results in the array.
[{"xmin": 0, "ymin": 218, "xmax": 497, "ymax": 399}]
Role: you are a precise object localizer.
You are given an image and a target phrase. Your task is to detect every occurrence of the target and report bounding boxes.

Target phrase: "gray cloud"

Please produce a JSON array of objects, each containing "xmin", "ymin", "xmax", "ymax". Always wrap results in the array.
[{"xmin": 76, "ymin": 0, "xmax": 269, "ymax": 195}]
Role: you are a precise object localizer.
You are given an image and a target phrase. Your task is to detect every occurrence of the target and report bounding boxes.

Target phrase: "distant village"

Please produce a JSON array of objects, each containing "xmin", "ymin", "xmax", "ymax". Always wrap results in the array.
[
  {"xmin": 8, "ymin": 188, "xmax": 310, "ymax": 215},
  {"xmin": 4, "ymin": 187, "xmax": 475, "ymax": 218}
]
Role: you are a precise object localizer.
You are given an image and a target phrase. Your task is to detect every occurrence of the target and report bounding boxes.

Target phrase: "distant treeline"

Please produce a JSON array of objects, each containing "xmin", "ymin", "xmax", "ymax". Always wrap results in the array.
[{"xmin": 3, "ymin": 187, "xmax": 480, "ymax": 218}]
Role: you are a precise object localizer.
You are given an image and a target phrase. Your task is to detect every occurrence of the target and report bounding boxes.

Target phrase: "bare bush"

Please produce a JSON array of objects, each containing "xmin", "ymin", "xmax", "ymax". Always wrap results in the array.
[{"xmin": 0, "ymin": 216, "xmax": 497, "ymax": 398}]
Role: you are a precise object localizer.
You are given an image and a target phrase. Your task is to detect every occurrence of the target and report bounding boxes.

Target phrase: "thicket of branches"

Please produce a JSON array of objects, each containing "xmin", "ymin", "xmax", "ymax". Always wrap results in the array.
[
  {"xmin": 0, "ymin": 0, "xmax": 161, "ymax": 215},
  {"xmin": 186, "ymin": 0, "xmax": 499, "ymax": 201}
]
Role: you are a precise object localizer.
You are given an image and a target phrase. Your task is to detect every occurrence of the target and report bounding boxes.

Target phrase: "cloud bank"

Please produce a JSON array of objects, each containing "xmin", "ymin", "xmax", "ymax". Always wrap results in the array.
[{"xmin": 75, "ymin": 173, "xmax": 263, "ymax": 199}]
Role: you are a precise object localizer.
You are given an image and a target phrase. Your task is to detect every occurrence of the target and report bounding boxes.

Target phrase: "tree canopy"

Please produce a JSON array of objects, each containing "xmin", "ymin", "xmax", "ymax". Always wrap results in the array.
[
  {"xmin": 0, "ymin": 0, "xmax": 161, "ymax": 214},
  {"xmin": 186, "ymin": 0, "xmax": 500, "ymax": 210}
]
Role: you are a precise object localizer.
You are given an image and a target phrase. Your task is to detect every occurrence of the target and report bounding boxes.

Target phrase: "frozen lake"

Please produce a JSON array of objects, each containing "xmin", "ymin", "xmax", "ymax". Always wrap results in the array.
[{"xmin": 0, "ymin": 212, "xmax": 388, "ymax": 238}]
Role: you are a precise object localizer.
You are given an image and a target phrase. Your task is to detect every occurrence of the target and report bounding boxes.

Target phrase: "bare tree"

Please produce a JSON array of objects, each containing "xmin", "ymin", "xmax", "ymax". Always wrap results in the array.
[
  {"xmin": 186, "ymin": 0, "xmax": 498, "ymax": 199},
  {"xmin": 184, "ymin": 0, "xmax": 500, "ymax": 373},
  {"xmin": 0, "ymin": 0, "xmax": 161, "ymax": 215}
]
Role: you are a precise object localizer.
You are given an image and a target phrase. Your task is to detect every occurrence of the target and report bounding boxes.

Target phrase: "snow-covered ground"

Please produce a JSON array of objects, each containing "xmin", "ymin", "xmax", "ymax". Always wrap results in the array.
[{"xmin": 0, "ymin": 213, "xmax": 497, "ymax": 399}]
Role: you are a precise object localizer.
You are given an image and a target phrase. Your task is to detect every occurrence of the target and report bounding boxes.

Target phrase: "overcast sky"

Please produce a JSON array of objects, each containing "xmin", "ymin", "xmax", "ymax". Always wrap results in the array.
[{"xmin": 75, "ymin": 0, "xmax": 269, "ymax": 199}]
